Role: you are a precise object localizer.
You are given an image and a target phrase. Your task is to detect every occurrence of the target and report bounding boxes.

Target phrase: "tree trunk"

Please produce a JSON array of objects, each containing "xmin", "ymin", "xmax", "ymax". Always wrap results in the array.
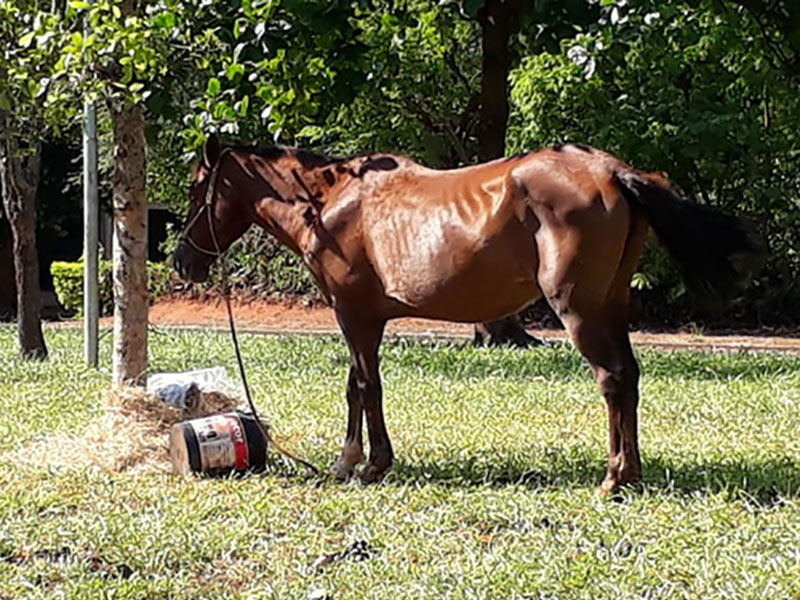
[
  {"xmin": 0, "ymin": 109, "xmax": 48, "ymax": 360},
  {"xmin": 476, "ymin": 1, "xmax": 519, "ymax": 162},
  {"xmin": 108, "ymin": 100, "xmax": 148, "ymax": 386},
  {"xmin": 473, "ymin": 0, "xmax": 541, "ymax": 348}
]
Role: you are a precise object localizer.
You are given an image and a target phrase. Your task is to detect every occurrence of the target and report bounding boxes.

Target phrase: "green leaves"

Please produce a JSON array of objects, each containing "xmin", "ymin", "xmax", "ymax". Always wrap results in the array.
[
  {"xmin": 151, "ymin": 11, "xmax": 176, "ymax": 30},
  {"xmin": 207, "ymin": 77, "xmax": 221, "ymax": 97},
  {"xmin": 18, "ymin": 31, "xmax": 35, "ymax": 48},
  {"xmin": 225, "ymin": 63, "xmax": 245, "ymax": 82},
  {"xmin": 1, "ymin": 1, "xmax": 77, "ymax": 134},
  {"xmin": 509, "ymin": 0, "xmax": 800, "ymax": 309},
  {"xmin": 172, "ymin": 0, "xmax": 372, "ymax": 149}
]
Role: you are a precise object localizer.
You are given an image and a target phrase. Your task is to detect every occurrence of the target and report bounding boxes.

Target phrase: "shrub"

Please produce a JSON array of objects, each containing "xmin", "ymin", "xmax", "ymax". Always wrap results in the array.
[
  {"xmin": 147, "ymin": 261, "xmax": 176, "ymax": 301},
  {"xmin": 51, "ymin": 259, "xmax": 174, "ymax": 316},
  {"xmin": 227, "ymin": 228, "xmax": 319, "ymax": 298},
  {"xmin": 50, "ymin": 259, "xmax": 113, "ymax": 316}
]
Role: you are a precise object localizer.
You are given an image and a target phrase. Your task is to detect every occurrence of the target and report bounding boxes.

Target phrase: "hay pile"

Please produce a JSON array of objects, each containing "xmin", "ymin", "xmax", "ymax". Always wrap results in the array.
[{"xmin": 8, "ymin": 386, "xmax": 239, "ymax": 475}]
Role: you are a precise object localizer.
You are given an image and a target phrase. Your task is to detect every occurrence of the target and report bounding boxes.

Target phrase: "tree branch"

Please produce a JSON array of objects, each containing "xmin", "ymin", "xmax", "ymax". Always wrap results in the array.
[
  {"xmin": 402, "ymin": 97, "xmax": 470, "ymax": 165},
  {"xmin": 456, "ymin": 91, "xmax": 480, "ymax": 140},
  {"xmin": 729, "ymin": 0, "xmax": 800, "ymax": 75},
  {"xmin": 444, "ymin": 38, "xmax": 473, "ymax": 92}
]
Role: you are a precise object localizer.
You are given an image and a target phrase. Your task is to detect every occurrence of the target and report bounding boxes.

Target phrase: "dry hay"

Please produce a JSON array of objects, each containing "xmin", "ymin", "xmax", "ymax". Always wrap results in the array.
[{"xmin": 6, "ymin": 386, "xmax": 239, "ymax": 475}]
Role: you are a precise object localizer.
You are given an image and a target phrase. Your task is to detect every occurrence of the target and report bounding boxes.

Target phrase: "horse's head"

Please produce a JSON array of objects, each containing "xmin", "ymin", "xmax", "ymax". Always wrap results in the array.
[{"xmin": 173, "ymin": 135, "xmax": 250, "ymax": 283}]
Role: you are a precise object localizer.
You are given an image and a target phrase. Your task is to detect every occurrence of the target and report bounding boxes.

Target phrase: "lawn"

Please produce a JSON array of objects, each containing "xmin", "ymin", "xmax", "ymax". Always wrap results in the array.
[{"xmin": 1, "ymin": 326, "xmax": 799, "ymax": 599}]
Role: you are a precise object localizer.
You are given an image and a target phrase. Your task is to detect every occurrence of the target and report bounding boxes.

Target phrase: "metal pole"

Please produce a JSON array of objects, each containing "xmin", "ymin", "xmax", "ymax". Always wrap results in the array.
[{"xmin": 83, "ymin": 99, "xmax": 99, "ymax": 367}]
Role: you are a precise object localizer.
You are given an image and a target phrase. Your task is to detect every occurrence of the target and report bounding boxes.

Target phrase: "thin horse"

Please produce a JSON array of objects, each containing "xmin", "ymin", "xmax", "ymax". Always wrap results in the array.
[{"xmin": 174, "ymin": 135, "xmax": 759, "ymax": 494}]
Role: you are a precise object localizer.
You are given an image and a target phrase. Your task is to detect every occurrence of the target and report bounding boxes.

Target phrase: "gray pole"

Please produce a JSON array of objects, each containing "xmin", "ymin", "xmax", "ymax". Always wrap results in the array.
[{"xmin": 83, "ymin": 99, "xmax": 99, "ymax": 367}]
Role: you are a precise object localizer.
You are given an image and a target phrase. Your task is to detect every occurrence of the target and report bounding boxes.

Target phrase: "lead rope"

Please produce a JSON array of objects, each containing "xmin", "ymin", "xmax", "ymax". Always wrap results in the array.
[
  {"xmin": 202, "ymin": 153, "xmax": 321, "ymax": 477},
  {"xmin": 220, "ymin": 277, "xmax": 321, "ymax": 476}
]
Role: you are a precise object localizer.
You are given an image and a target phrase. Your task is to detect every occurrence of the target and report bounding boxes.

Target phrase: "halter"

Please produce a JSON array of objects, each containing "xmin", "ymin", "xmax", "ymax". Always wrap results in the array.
[{"xmin": 179, "ymin": 147, "xmax": 233, "ymax": 258}]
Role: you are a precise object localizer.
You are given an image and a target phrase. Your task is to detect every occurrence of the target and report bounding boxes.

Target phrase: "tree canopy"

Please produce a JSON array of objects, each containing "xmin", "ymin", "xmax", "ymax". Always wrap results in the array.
[{"xmin": 7, "ymin": 0, "xmax": 800, "ymax": 326}]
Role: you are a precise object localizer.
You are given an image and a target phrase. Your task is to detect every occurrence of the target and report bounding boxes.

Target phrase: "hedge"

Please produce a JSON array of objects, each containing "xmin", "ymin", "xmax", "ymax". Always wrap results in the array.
[{"xmin": 50, "ymin": 259, "xmax": 174, "ymax": 316}]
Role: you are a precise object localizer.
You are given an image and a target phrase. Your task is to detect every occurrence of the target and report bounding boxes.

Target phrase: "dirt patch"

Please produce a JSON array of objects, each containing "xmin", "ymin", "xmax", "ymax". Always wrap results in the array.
[
  {"xmin": 137, "ymin": 298, "xmax": 800, "ymax": 354},
  {"xmin": 146, "ymin": 298, "xmax": 475, "ymax": 337}
]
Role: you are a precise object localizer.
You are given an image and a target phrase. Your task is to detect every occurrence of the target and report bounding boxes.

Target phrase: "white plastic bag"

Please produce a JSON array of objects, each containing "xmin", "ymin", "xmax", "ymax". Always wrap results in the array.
[{"xmin": 147, "ymin": 367, "xmax": 237, "ymax": 408}]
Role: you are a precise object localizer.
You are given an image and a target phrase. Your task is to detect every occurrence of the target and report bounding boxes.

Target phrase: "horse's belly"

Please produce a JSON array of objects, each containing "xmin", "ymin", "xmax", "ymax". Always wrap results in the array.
[
  {"xmin": 412, "ymin": 242, "xmax": 541, "ymax": 322},
  {"xmin": 372, "ymin": 215, "xmax": 540, "ymax": 322}
]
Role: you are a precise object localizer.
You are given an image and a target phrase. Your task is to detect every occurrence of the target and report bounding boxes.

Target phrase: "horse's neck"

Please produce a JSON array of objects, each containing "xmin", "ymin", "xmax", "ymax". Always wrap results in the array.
[{"xmin": 248, "ymin": 162, "xmax": 326, "ymax": 255}]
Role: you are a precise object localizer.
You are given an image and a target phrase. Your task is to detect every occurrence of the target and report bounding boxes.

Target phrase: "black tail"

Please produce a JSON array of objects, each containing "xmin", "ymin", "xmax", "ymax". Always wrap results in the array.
[{"xmin": 615, "ymin": 170, "xmax": 763, "ymax": 304}]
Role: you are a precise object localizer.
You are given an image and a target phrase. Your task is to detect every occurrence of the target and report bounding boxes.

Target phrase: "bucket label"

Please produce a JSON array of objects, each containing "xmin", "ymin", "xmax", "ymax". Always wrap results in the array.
[{"xmin": 190, "ymin": 414, "xmax": 249, "ymax": 472}]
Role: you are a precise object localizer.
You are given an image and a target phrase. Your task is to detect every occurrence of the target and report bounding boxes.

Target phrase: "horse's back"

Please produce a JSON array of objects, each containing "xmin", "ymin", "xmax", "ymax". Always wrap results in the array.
[{"xmin": 346, "ymin": 145, "xmax": 637, "ymax": 322}]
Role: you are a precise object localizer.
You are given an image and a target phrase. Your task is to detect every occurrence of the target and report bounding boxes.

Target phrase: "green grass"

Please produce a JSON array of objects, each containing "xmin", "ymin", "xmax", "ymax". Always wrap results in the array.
[{"xmin": 1, "ymin": 326, "xmax": 800, "ymax": 599}]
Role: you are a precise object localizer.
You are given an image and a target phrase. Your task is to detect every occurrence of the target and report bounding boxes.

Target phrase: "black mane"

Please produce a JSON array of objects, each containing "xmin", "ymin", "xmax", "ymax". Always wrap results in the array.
[{"xmin": 229, "ymin": 142, "xmax": 340, "ymax": 169}]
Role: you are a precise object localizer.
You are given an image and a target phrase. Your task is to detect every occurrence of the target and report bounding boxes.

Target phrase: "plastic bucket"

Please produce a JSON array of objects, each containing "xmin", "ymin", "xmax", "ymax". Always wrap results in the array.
[{"xmin": 170, "ymin": 411, "xmax": 267, "ymax": 476}]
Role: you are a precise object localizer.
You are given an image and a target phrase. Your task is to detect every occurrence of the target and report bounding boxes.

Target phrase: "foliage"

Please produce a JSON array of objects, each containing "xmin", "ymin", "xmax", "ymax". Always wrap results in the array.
[
  {"xmin": 145, "ymin": 120, "xmax": 192, "ymax": 211},
  {"xmin": 307, "ymin": 0, "xmax": 600, "ymax": 165},
  {"xmin": 50, "ymin": 258, "xmax": 112, "ymax": 316},
  {"xmin": 50, "ymin": 258, "xmax": 173, "ymax": 315},
  {"xmin": 0, "ymin": 2, "xmax": 74, "ymax": 131},
  {"xmin": 318, "ymin": 2, "xmax": 482, "ymax": 166},
  {"xmin": 12, "ymin": 0, "xmax": 800, "ymax": 324},
  {"xmin": 173, "ymin": 0, "xmax": 372, "ymax": 151},
  {"xmin": 2, "ymin": 327, "xmax": 800, "ymax": 597},
  {"xmin": 223, "ymin": 228, "xmax": 318, "ymax": 299},
  {"xmin": 147, "ymin": 260, "xmax": 177, "ymax": 301},
  {"xmin": 49, "ymin": 0, "xmax": 182, "ymax": 105}
]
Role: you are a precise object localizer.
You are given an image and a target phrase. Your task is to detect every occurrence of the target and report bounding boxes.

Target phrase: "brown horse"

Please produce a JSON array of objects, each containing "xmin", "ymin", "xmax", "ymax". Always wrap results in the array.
[{"xmin": 174, "ymin": 135, "xmax": 759, "ymax": 494}]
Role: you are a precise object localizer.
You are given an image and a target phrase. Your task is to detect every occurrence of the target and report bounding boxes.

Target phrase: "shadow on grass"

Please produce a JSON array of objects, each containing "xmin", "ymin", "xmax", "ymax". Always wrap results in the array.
[
  {"xmin": 379, "ymin": 338, "xmax": 800, "ymax": 383},
  {"xmin": 385, "ymin": 450, "xmax": 800, "ymax": 503},
  {"xmin": 641, "ymin": 455, "xmax": 800, "ymax": 506}
]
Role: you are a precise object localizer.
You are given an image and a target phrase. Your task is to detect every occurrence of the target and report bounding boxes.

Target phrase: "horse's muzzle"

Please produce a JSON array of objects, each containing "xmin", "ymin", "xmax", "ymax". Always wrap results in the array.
[{"xmin": 173, "ymin": 242, "xmax": 213, "ymax": 283}]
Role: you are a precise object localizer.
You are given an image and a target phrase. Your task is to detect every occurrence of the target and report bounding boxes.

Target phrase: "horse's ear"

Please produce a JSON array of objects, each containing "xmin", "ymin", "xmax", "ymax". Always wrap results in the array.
[{"xmin": 203, "ymin": 134, "xmax": 221, "ymax": 167}]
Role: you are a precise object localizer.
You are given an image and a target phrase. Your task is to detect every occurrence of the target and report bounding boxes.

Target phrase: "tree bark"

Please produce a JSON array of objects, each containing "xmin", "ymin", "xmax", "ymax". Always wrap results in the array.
[
  {"xmin": 473, "ymin": 0, "xmax": 541, "ymax": 348},
  {"xmin": 108, "ymin": 100, "xmax": 148, "ymax": 386},
  {"xmin": 0, "ymin": 109, "xmax": 48, "ymax": 360}
]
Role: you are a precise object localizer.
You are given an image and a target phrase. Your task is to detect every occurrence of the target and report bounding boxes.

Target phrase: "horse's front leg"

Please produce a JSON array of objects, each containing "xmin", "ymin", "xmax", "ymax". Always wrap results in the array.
[
  {"xmin": 335, "ymin": 312, "xmax": 392, "ymax": 483},
  {"xmin": 331, "ymin": 366, "xmax": 365, "ymax": 480},
  {"xmin": 358, "ymin": 361, "xmax": 392, "ymax": 483}
]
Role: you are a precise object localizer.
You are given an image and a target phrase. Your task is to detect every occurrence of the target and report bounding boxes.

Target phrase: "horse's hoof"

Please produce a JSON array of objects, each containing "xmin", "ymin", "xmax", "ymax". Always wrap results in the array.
[
  {"xmin": 331, "ymin": 445, "xmax": 365, "ymax": 481},
  {"xmin": 331, "ymin": 458, "xmax": 360, "ymax": 482},
  {"xmin": 358, "ymin": 462, "xmax": 390, "ymax": 484},
  {"xmin": 330, "ymin": 464, "xmax": 353, "ymax": 482},
  {"xmin": 597, "ymin": 471, "xmax": 641, "ymax": 497},
  {"xmin": 597, "ymin": 477, "xmax": 620, "ymax": 497}
]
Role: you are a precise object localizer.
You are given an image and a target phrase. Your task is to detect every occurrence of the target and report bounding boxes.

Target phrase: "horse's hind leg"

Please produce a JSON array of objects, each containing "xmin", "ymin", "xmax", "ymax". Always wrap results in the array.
[
  {"xmin": 593, "ymin": 213, "xmax": 650, "ymax": 493},
  {"xmin": 557, "ymin": 304, "xmax": 642, "ymax": 494},
  {"xmin": 334, "ymin": 313, "xmax": 391, "ymax": 482},
  {"xmin": 595, "ymin": 312, "xmax": 642, "ymax": 494},
  {"xmin": 539, "ymin": 207, "xmax": 648, "ymax": 494}
]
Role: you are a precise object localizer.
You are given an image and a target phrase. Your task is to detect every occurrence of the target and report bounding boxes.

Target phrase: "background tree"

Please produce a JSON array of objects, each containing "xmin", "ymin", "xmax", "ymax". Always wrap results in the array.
[
  {"xmin": 0, "ymin": 112, "xmax": 46, "ymax": 360},
  {"xmin": 727, "ymin": 0, "xmax": 800, "ymax": 76},
  {"xmin": 51, "ymin": 0, "xmax": 191, "ymax": 384},
  {"xmin": 473, "ymin": 0, "xmax": 547, "ymax": 347},
  {"xmin": 140, "ymin": 0, "xmax": 796, "ymax": 327},
  {"xmin": 0, "ymin": 3, "xmax": 70, "ymax": 359},
  {"xmin": 33, "ymin": 0, "xmax": 797, "ymax": 337}
]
